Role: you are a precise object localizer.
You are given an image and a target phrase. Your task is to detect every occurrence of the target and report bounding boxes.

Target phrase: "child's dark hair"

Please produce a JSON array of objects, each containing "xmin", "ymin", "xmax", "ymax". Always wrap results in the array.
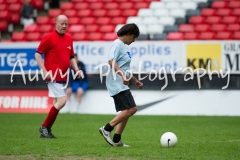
[{"xmin": 117, "ymin": 23, "xmax": 140, "ymax": 38}]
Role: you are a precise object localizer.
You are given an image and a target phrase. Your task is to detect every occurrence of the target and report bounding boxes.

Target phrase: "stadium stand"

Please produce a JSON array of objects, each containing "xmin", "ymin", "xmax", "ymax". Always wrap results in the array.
[{"xmin": 1, "ymin": 0, "xmax": 240, "ymax": 42}]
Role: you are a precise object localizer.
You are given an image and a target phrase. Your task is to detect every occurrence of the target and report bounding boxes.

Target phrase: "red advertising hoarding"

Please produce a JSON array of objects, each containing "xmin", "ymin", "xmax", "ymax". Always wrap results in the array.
[{"xmin": 0, "ymin": 90, "xmax": 53, "ymax": 113}]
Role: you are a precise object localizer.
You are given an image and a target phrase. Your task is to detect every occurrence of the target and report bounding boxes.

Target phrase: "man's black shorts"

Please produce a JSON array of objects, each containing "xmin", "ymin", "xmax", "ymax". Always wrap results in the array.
[{"xmin": 112, "ymin": 89, "xmax": 136, "ymax": 112}]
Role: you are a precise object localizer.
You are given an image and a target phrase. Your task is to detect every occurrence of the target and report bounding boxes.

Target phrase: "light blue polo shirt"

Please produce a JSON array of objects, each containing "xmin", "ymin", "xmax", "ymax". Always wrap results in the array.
[{"xmin": 106, "ymin": 39, "xmax": 132, "ymax": 96}]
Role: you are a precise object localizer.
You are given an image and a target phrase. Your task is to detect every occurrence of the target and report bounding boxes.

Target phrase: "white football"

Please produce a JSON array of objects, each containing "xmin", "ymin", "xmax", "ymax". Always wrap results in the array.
[{"xmin": 160, "ymin": 132, "xmax": 178, "ymax": 148}]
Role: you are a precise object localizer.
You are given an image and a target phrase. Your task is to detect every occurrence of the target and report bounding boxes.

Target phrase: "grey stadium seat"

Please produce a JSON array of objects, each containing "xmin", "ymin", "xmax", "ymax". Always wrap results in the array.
[{"xmin": 163, "ymin": 25, "xmax": 179, "ymax": 33}]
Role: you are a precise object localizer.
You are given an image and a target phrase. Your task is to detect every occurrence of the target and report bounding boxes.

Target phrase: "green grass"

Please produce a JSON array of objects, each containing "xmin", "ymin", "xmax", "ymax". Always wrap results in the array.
[{"xmin": 0, "ymin": 114, "xmax": 240, "ymax": 160}]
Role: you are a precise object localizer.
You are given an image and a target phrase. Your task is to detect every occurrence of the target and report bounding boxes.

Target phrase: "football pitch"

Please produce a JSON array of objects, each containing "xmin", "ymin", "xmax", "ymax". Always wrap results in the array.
[{"xmin": 0, "ymin": 114, "xmax": 239, "ymax": 160}]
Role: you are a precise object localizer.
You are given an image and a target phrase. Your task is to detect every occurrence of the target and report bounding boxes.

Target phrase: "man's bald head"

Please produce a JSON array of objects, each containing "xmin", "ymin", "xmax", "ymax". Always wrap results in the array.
[{"xmin": 55, "ymin": 15, "xmax": 68, "ymax": 34}]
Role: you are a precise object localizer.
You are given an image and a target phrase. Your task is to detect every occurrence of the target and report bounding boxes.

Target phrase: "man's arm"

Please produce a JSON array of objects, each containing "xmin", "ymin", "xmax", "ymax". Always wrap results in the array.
[
  {"xmin": 35, "ymin": 52, "xmax": 47, "ymax": 75},
  {"xmin": 70, "ymin": 58, "xmax": 82, "ymax": 78}
]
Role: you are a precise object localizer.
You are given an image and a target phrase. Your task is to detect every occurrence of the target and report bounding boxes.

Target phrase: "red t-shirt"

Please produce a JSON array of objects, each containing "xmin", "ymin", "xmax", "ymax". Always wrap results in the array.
[{"xmin": 36, "ymin": 31, "xmax": 74, "ymax": 82}]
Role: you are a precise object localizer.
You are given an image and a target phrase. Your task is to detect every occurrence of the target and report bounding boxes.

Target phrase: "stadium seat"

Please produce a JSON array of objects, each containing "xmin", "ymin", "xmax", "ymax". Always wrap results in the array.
[
  {"xmin": 167, "ymin": 32, "xmax": 183, "ymax": 40},
  {"xmin": 119, "ymin": 2, "xmax": 134, "ymax": 9},
  {"xmin": 68, "ymin": 17, "xmax": 81, "ymax": 26},
  {"xmin": 149, "ymin": 33, "xmax": 167, "ymax": 40},
  {"xmin": 137, "ymin": 24, "xmax": 147, "ymax": 34},
  {"xmin": 158, "ymin": 17, "xmax": 175, "ymax": 26},
  {"xmin": 32, "ymin": 0, "xmax": 44, "ymax": 9},
  {"xmin": 11, "ymin": 13, "xmax": 20, "ymax": 24},
  {"xmin": 74, "ymin": 2, "xmax": 89, "ymax": 10},
  {"xmin": 72, "ymin": 0, "xmax": 85, "ymax": 3},
  {"xmin": 95, "ymin": 17, "xmax": 111, "ymax": 25},
  {"xmin": 60, "ymin": 2, "xmax": 74, "ymax": 10},
  {"xmin": 0, "ymin": 21, "xmax": 8, "ymax": 31},
  {"xmin": 194, "ymin": 24, "xmax": 210, "ymax": 32},
  {"xmin": 142, "ymin": 17, "xmax": 158, "ymax": 25},
  {"xmin": 136, "ymin": 34, "xmax": 149, "ymax": 40},
  {"xmin": 62, "ymin": 10, "xmax": 77, "ymax": 17},
  {"xmin": 138, "ymin": 9, "xmax": 153, "ymax": 17},
  {"xmin": 89, "ymin": 2, "xmax": 104, "ymax": 9},
  {"xmin": 201, "ymin": 8, "xmax": 216, "ymax": 16},
  {"xmin": 186, "ymin": 9, "xmax": 201, "ymax": 18},
  {"xmin": 80, "ymin": 17, "xmax": 96, "ymax": 25},
  {"xmin": 134, "ymin": 2, "xmax": 149, "ymax": 10},
  {"xmin": 72, "ymin": 33, "xmax": 88, "ymax": 41},
  {"xmin": 9, "ymin": 4, "xmax": 21, "ymax": 13},
  {"xmin": 226, "ymin": 24, "xmax": 240, "ymax": 32},
  {"xmin": 102, "ymin": 0, "xmax": 115, "ymax": 2},
  {"xmin": 232, "ymin": 31, "xmax": 240, "ymax": 39},
  {"xmin": 24, "ymin": 24, "xmax": 39, "ymax": 33},
  {"xmin": 102, "ymin": 33, "xmax": 118, "ymax": 41},
  {"xmin": 228, "ymin": 1, "xmax": 240, "ymax": 9},
  {"xmin": 163, "ymin": 25, "xmax": 178, "ymax": 33},
  {"xmin": 209, "ymin": 24, "xmax": 226, "ymax": 32},
  {"xmin": 179, "ymin": 24, "xmax": 194, "ymax": 32},
  {"xmin": 211, "ymin": 1, "xmax": 227, "ymax": 9},
  {"xmin": 99, "ymin": 25, "xmax": 115, "ymax": 33},
  {"xmin": 104, "ymin": 2, "xmax": 118, "ymax": 10},
  {"xmin": 169, "ymin": 9, "xmax": 186, "ymax": 18},
  {"xmin": 36, "ymin": 16, "xmax": 51, "ymax": 25},
  {"xmin": 39, "ymin": 24, "xmax": 53, "ymax": 33},
  {"xmin": 92, "ymin": 9, "xmax": 107, "ymax": 17},
  {"xmin": 165, "ymin": 2, "xmax": 180, "ymax": 9},
  {"xmin": 0, "ymin": 11, "xmax": 11, "ymax": 23},
  {"xmin": 215, "ymin": 8, "xmax": 231, "ymax": 16},
  {"xmin": 149, "ymin": 2, "xmax": 165, "ymax": 9},
  {"xmin": 153, "ymin": 9, "xmax": 169, "ymax": 17},
  {"xmin": 232, "ymin": 9, "xmax": 240, "ymax": 17},
  {"xmin": 122, "ymin": 9, "xmax": 137, "ymax": 17},
  {"xmin": 175, "ymin": 18, "xmax": 187, "ymax": 25},
  {"xmin": 111, "ymin": 17, "xmax": 126, "ymax": 25},
  {"xmin": 84, "ymin": 24, "xmax": 99, "ymax": 33},
  {"xmin": 85, "ymin": 0, "xmax": 101, "ymax": 2},
  {"xmin": 221, "ymin": 16, "xmax": 238, "ymax": 24},
  {"xmin": 107, "ymin": 9, "xmax": 122, "ymax": 17},
  {"xmin": 204, "ymin": 16, "xmax": 221, "ymax": 24},
  {"xmin": 189, "ymin": 16, "xmax": 204, "ymax": 24},
  {"xmin": 183, "ymin": 32, "xmax": 199, "ymax": 40},
  {"xmin": 147, "ymin": 25, "xmax": 164, "ymax": 34},
  {"xmin": 68, "ymin": 25, "xmax": 85, "ymax": 33},
  {"xmin": 181, "ymin": 2, "xmax": 197, "ymax": 10},
  {"xmin": 88, "ymin": 32, "xmax": 103, "ymax": 41},
  {"xmin": 6, "ymin": 0, "xmax": 20, "ymax": 4},
  {"xmin": 49, "ymin": 9, "xmax": 62, "ymax": 18},
  {"xmin": 11, "ymin": 32, "xmax": 26, "ymax": 42},
  {"xmin": 115, "ymin": 0, "xmax": 130, "ymax": 3},
  {"xmin": 77, "ymin": 9, "xmax": 92, "ymax": 17},
  {"xmin": 26, "ymin": 32, "xmax": 41, "ymax": 41},
  {"xmin": 198, "ymin": 32, "xmax": 215, "ymax": 40},
  {"xmin": 0, "ymin": 4, "xmax": 7, "ymax": 11},
  {"xmin": 215, "ymin": 31, "xmax": 231, "ymax": 40},
  {"xmin": 126, "ymin": 17, "xmax": 142, "ymax": 25}
]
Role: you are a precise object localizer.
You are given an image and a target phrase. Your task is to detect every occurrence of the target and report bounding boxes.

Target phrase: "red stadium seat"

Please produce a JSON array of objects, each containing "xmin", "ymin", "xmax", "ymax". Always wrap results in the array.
[
  {"xmin": 228, "ymin": 1, "xmax": 240, "ymax": 9},
  {"xmin": 99, "ymin": 25, "xmax": 115, "ymax": 33},
  {"xmin": 0, "ymin": 11, "xmax": 11, "ymax": 22},
  {"xmin": 178, "ymin": 24, "xmax": 194, "ymax": 32},
  {"xmin": 0, "ymin": 0, "xmax": 6, "ymax": 4},
  {"xmin": 77, "ymin": 9, "xmax": 92, "ymax": 17},
  {"xmin": 62, "ymin": 10, "xmax": 77, "ymax": 17},
  {"xmin": 111, "ymin": 17, "xmax": 126, "ymax": 25},
  {"xmin": 72, "ymin": 0, "xmax": 85, "ymax": 3},
  {"xmin": 26, "ymin": 32, "xmax": 41, "ymax": 41},
  {"xmin": 32, "ymin": 0, "xmax": 44, "ymax": 9},
  {"xmin": 49, "ymin": 9, "xmax": 62, "ymax": 18},
  {"xmin": 95, "ymin": 17, "xmax": 111, "ymax": 25},
  {"xmin": 232, "ymin": 9, "xmax": 240, "ymax": 16},
  {"xmin": 9, "ymin": 4, "xmax": 21, "ymax": 13},
  {"xmin": 204, "ymin": 16, "xmax": 221, "ymax": 24},
  {"xmin": 0, "ymin": 4, "xmax": 8, "ymax": 11},
  {"xmin": 107, "ymin": 9, "xmax": 122, "ymax": 17},
  {"xmin": 24, "ymin": 24, "xmax": 39, "ymax": 33},
  {"xmin": 215, "ymin": 8, "xmax": 231, "ymax": 16},
  {"xmin": 167, "ymin": 32, "xmax": 183, "ymax": 40},
  {"xmin": 85, "ymin": 0, "xmax": 101, "ymax": 2},
  {"xmin": 11, "ymin": 32, "xmax": 26, "ymax": 42},
  {"xmin": 232, "ymin": 31, "xmax": 240, "ymax": 39},
  {"xmin": 39, "ymin": 24, "xmax": 54, "ymax": 33},
  {"xmin": 201, "ymin": 8, "xmax": 216, "ymax": 17},
  {"xmin": 104, "ymin": 2, "xmax": 119, "ymax": 10},
  {"xmin": 134, "ymin": 2, "xmax": 149, "ymax": 9},
  {"xmin": 68, "ymin": 17, "xmax": 81, "ymax": 26},
  {"xmin": 60, "ymin": 2, "xmax": 74, "ymax": 10},
  {"xmin": 183, "ymin": 32, "xmax": 199, "ymax": 40},
  {"xmin": 212, "ymin": 1, "xmax": 227, "ymax": 9},
  {"xmin": 119, "ymin": 2, "xmax": 133, "ymax": 9},
  {"xmin": 102, "ymin": 0, "xmax": 115, "ymax": 2},
  {"xmin": 74, "ymin": 2, "xmax": 89, "ymax": 10},
  {"xmin": 226, "ymin": 24, "xmax": 240, "ymax": 32},
  {"xmin": 102, "ymin": 33, "xmax": 118, "ymax": 41},
  {"xmin": 92, "ymin": 9, "xmax": 107, "ymax": 17},
  {"xmin": 0, "ymin": 21, "xmax": 8, "ymax": 31},
  {"xmin": 198, "ymin": 32, "xmax": 215, "ymax": 40},
  {"xmin": 221, "ymin": 16, "xmax": 238, "ymax": 24},
  {"xmin": 215, "ymin": 31, "xmax": 232, "ymax": 40},
  {"xmin": 6, "ymin": 0, "xmax": 20, "ymax": 4},
  {"xmin": 210, "ymin": 24, "xmax": 226, "ymax": 32},
  {"xmin": 36, "ymin": 16, "xmax": 51, "ymax": 25},
  {"xmin": 122, "ymin": 9, "xmax": 137, "ymax": 17},
  {"xmin": 189, "ymin": 16, "xmax": 204, "ymax": 24},
  {"xmin": 89, "ymin": 2, "xmax": 104, "ymax": 9},
  {"xmin": 131, "ymin": 0, "xmax": 145, "ymax": 2},
  {"xmin": 88, "ymin": 32, "xmax": 103, "ymax": 41},
  {"xmin": 68, "ymin": 25, "xmax": 85, "ymax": 33},
  {"xmin": 72, "ymin": 33, "xmax": 88, "ymax": 41},
  {"xmin": 79, "ymin": 17, "xmax": 96, "ymax": 25},
  {"xmin": 115, "ymin": 0, "xmax": 130, "ymax": 2},
  {"xmin": 85, "ymin": 24, "xmax": 99, "ymax": 33},
  {"xmin": 11, "ymin": 13, "xmax": 20, "ymax": 24},
  {"xmin": 194, "ymin": 24, "xmax": 210, "ymax": 32}
]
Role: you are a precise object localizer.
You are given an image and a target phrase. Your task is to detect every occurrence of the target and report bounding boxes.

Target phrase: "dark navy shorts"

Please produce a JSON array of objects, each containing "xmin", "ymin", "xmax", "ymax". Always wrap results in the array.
[{"xmin": 112, "ymin": 89, "xmax": 136, "ymax": 112}]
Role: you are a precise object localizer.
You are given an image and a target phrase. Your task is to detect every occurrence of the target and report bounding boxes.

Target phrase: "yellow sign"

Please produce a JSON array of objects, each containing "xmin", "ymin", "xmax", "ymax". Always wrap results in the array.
[{"xmin": 186, "ymin": 44, "xmax": 221, "ymax": 70}]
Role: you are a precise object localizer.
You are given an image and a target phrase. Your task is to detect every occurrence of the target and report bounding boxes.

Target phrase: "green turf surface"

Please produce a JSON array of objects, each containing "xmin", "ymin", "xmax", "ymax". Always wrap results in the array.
[{"xmin": 0, "ymin": 113, "xmax": 240, "ymax": 160}]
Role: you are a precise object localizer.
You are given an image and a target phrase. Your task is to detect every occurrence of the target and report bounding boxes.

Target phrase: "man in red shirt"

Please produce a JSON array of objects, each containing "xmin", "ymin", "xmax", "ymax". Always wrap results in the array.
[{"xmin": 35, "ymin": 15, "xmax": 82, "ymax": 138}]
